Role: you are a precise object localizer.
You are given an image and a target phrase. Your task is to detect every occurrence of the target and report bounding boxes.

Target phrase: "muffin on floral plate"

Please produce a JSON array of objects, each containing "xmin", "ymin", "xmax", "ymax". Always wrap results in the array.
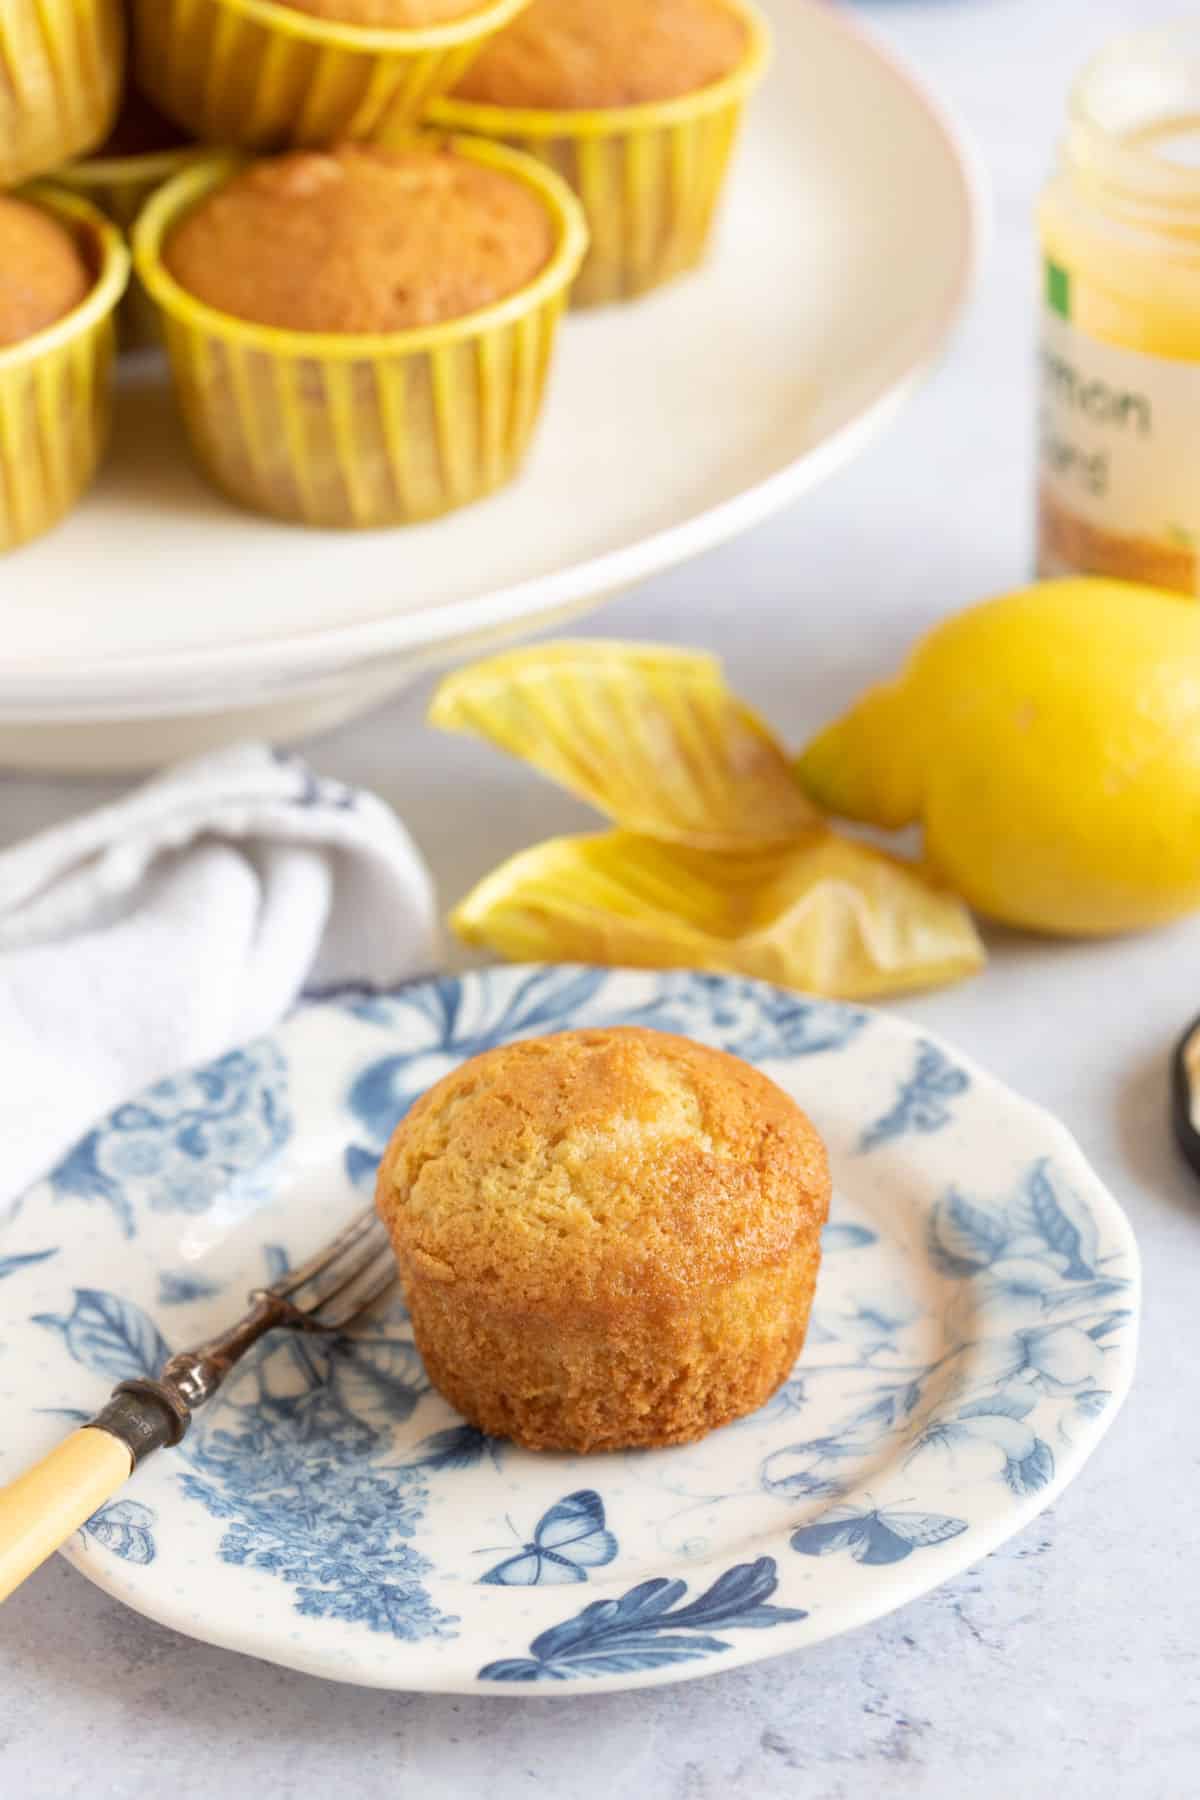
[
  {"xmin": 0, "ymin": 189, "xmax": 129, "ymax": 551},
  {"xmin": 55, "ymin": 87, "xmax": 206, "ymax": 348},
  {"xmin": 425, "ymin": 0, "xmax": 770, "ymax": 305},
  {"xmin": 134, "ymin": 139, "xmax": 586, "ymax": 527},
  {"xmin": 376, "ymin": 1027, "xmax": 831, "ymax": 1453},
  {"xmin": 131, "ymin": 0, "xmax": 534, "ymax": 151},
  {"xmin": 0, "ymin": 0, "xmax": 124, "ymax": 185}
]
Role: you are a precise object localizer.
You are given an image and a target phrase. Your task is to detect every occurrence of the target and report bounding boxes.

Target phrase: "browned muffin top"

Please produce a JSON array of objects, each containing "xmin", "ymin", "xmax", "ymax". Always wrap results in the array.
[
  {"xmin": 377, "ymin": 1027, "xmax": 830, "ymax": 1312},
  {"xmin": 163, "ymin": 144, "xmax": 555, "ymax": 334},
  {"xmin": 94, "ymin": 86, "xmax": 192, "ymax": 158},
  {"xmin": 278, "ymin": 0, "xmax": 492, "ymax": 25},
  {"xmin": 453, "ymin": 0, "xmax": 750, "ymax": 110},
  {"xmin": 0, "ymin": 198, "xmax": 93, "ymax": 349}
]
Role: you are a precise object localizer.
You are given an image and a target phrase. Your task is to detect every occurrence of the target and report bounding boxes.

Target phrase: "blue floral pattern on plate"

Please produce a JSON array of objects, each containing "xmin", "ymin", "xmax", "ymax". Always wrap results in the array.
[
  {"xmin": 47, "ymin": 1044, "xmax": 291, "ymax": 1238},
  {"xmin": 0, "ymin": 966, "xmax": 1140, "ymax": 1695},
  {"xmin": 860, "ymin": 1041, "xmax": 971, "ymax": 1152},
  {"xmin": 341, "ymin": 967, "xmax": 867, "ymax": 1188},
  {"xmin": 480, "ymin": 1557, "xmax": 806, "ymax": 1682},
  {"xmin": 36, "ymin": 1277, "xmax": 453, "ymax": 1644},
  {"xmin": 157, "ymin": 1270, "xmax": 224, "ymax": 1307},
  {"xmin": 179, "ymin": 1306, "xmax": 454, "ymax": 1644},
  {"xmin": 0, "ymin": 1247, "xmax": 55, "ymax": 1282}
]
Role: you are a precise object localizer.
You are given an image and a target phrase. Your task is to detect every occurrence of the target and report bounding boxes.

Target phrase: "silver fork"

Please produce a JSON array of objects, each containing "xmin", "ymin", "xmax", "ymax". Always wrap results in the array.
[{"xmin": 0, "ymin": 1205, "xmax": 396, "ymax": 1602}]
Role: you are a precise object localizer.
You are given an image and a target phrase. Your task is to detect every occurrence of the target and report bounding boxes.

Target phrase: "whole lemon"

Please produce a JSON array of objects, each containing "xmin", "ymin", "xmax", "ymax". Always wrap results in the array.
[{"xmin": 796, "ymin": 578, "xmax": 1200, "ymax": 936}]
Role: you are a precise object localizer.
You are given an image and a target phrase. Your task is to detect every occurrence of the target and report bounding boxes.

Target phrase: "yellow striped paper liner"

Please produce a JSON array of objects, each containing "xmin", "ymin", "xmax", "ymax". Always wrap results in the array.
[
  {"xmin": 429, "ymin": 641, "xmax": 821, "ymax": 848},
  {"xmin": 0, "ymin": 187, "xmax": 129, "ymax": 552},
  {"xmin": 133, "ymin": 142, "xmax": 588, "ymax": 528},
  {"xmin": 130, "ymin": 0, "xmax": 532, "ymax": 151},
  {"xmin": 0, "ymin": 0, "xmax": 124, "ymax": 185},
  {"xmin": 423, "ymin": 0, "xmax": 770, "ymax": 306},
  {"xmin": 54, "ymin": 144, "xmax": 209, "ymax": 348},
  {"xmin": 452, "ymin": 830, "xmax": 987, "ymax": 1002}
]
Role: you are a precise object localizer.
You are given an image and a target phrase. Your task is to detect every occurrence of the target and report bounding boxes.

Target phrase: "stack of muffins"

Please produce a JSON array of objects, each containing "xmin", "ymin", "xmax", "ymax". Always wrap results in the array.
[{"xmin": 1, "ymin": 0, "xmax": 768, "ymax": 549}]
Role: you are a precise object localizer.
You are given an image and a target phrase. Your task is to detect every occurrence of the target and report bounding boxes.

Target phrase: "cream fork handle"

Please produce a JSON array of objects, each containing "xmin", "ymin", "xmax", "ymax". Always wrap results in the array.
[
  {"xmin": 0, "ymin": 1428, "xmax": 133, "ymax": 1602},
  {"xmin": 0, "ymin": 1249, "xmax": 388, "ymax": 1602},
  {"xmin": 0, "ymin": 1290, "xmax": 292, "ymax": 1603}
]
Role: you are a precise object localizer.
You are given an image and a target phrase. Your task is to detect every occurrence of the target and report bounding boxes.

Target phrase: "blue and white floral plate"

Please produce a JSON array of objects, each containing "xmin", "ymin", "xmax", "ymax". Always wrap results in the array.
[{"xmin": 0, "ymin": 968, "xmax": 1139, "ymax": 1694}]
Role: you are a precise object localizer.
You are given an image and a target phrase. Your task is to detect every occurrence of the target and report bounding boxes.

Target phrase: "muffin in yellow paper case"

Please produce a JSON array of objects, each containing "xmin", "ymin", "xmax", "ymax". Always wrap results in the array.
[
  {"xmin": 0, "ymin": 0, "xmax": 125, "ymax": 186},
  {"xmin": 0, "ymin": 187, "xmax": 129, "ymax": 552},
  {"xmin": 56, "ymin": 92, "xmax": 207, "ymax": 349},
  {"xmin": 131, "ymin": 0, "xmax": 534, "ymax": 151},
  {"xmin": 424, "ymin": 0, "xmax": 770, "ymax": 306},
  {"xmin": 133, "ymin": 141, "xmax": 588, "ymax": 528}
]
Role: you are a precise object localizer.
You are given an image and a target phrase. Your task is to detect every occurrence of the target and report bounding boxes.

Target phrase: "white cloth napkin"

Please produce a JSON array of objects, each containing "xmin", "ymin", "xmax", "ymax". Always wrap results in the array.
[{"xmin": 0, "ymin": 743, "xmax": 437, "ymax": 1204}]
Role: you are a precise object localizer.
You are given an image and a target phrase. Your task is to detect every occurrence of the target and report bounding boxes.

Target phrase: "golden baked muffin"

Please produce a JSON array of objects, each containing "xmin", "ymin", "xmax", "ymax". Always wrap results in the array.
[
  {"xmin": 429, "ymin": 0, "xmax": 767, "ymax": 306},
  {"xmin": 453, "ymin": 0, "xmax": 749, "ymax": 109},
  {"xmin": 136, "ymin": 139, "xmax": 584, "ymax": 526},
  {"xmin": 162, "ymin": 143, "xmax": 554, "ymax": 333},
  {"xmin": 376, "ymin": 1027, "xmax": 830, "ymax": 1452},
  {"xmin": 0, "ymin": 197, "xmax": 94, "ymax": 348}
]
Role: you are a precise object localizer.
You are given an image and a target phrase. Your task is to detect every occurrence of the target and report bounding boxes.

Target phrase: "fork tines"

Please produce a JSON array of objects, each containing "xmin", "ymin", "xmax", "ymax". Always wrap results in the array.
[{"xmin": 270, "ymin": 1204, "xmax": 396, "ymax": 1331}]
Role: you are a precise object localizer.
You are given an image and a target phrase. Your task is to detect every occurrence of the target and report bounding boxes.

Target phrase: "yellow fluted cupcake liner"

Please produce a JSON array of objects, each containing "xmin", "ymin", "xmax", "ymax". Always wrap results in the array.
[
  {"xmin": 55, "ymin": 145, "xmax": 209, "ymax": 349},
  {"xmin": 0, "ymin": 187, "xmax": 129, "ymax": 553},
  {"xmin": 424, "ymin": 0, "xmax": 770, "ymax": 307},
  {"xmin": 0, "ymin": 0, "xmax": 124, "ymax": 185},
  {"xmin": 131, "ymin": 0, "xmax": 532, "ymax": 151},
  {"xmin": 430, "ymin": 641, "xmax": 820, "ymax": 847},
  {"xmin": 451, "ymin": 831, "xmax": 986, "ymax": 1001},
  {"xmin": 133, "ymin": 143, "xmax": 588, "ymax": 529}
]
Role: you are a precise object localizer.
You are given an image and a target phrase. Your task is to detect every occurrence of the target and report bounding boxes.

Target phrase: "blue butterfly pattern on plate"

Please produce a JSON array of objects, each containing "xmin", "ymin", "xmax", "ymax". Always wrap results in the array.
[
  {"xmin": 790, "ymin": 1504, "xmax": 967, "ymax": 1565},
  {"xmin": 82, "ymin": 1499, "xmax": 157, "ymax": 1566},
  {"xmin": 480, "ymin": 1490, "xmax": 618, "ymax": 1587}
]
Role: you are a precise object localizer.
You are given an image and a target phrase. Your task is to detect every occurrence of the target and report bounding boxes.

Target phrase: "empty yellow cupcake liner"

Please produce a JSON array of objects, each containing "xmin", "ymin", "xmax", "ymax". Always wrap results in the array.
[
  {"xmin": 0, "ymin": 0, "xmax": 124, "ymax": 185},
  {"xmin": 0, "ymin": 187, "xmax": 129, "ymax": 553},
  {"xmin": 55, "ymin": 145, "xmax": 209, "ymax": 348},
  {"xmin": 131, "ymin": 0, "xmax": 533, "ymax": 151},
  {"xmin": 133, "ymin": 142, "xmax": 588, "ymax": 529},
  {"xmin": 430, "ymin": 641, "xmax": 821, "ymax": 847},
  {"xmin": 425, "ymin": 0, "xmax": 770, "ymax": 307}
]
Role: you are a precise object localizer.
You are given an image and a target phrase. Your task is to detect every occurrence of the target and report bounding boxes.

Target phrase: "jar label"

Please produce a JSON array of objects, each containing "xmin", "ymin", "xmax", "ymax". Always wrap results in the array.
[{"xmin": 1038, "ymin": 262, "xmax": 1200, "ymax": 594}]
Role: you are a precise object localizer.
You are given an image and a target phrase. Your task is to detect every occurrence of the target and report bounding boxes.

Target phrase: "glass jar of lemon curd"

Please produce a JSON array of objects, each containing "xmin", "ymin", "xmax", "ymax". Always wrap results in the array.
[{"xmin": 1038, "ymin": 26, "xmax": 1200, "ymax": 594}]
